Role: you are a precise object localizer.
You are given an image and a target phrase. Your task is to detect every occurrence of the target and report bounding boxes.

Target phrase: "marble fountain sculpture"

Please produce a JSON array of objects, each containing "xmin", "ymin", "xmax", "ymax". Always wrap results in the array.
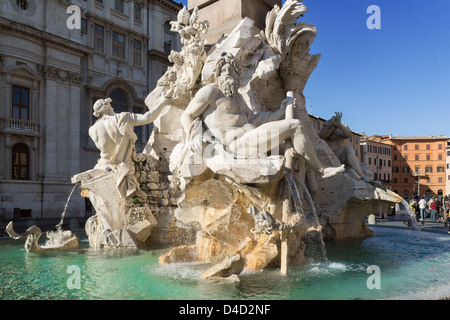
[{"xmin": 10, "ymin": 1, "xmax": 400, "ymax": 280}]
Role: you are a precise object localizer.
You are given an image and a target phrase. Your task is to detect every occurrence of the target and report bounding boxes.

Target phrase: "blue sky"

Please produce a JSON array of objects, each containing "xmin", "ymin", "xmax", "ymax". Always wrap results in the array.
[{"xmin": 176, "ymin": 0, "xmax": 450, "ymax": 137}]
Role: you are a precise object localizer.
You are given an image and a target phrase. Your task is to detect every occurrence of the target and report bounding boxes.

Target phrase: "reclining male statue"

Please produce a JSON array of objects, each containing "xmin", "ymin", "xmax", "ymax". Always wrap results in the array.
[
  {"xmin": 318, "ymin": 112, "xmax": 381, "ymax": 187},
  {"xmin": 179, "ymin": 52, "xmax": 345, "ymax": 180}
]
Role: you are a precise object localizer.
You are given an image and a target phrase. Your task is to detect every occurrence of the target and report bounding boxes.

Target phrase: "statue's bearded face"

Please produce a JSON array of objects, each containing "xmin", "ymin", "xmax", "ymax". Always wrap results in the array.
[{"xmin": 217, "ymin": 63, "xmax": 240, "ymax": 98}]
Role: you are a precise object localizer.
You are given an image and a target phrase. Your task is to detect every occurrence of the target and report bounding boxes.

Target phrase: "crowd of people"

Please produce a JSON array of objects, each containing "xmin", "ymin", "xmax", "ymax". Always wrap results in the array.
[{"xmin": 408, "ymin": 195, "xmax": 449, "ymax": 224}]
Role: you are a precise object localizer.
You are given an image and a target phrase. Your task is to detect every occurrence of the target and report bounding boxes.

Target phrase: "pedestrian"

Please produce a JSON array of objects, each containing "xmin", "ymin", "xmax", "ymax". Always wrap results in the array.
[
  {"xmin": 428, "ymin": 197, "xmax": 437, "ymax": 222},
  {"xmin": 418, "ymin": 197, "xmax": 427, "ymax": 222},
  {"xmin": 395, "ymin": 202, "xmax": 400, "ymax": 215}
]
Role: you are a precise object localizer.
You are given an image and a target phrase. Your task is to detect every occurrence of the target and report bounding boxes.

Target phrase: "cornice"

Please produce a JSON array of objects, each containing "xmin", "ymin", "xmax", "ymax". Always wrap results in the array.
[
  {"xmin": 37, "ymin": 64, "xmax": 82, "ymax": 85},
  {"xmin": 150, "ymin": 0, "xmax": 183, "ymax": 14},
  {"xmin": 148, "ymin": 49, "xmax": 172, "ymax": 65},
  {"xmin": 0, "ymin": 17, "xmax": 92, "ymax": 56}
]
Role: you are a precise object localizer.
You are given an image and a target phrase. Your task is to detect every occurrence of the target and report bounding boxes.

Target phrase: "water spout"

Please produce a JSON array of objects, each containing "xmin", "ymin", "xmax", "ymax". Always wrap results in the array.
[
  {"xmin": 285, "ymin": 174, "xmax": 328, "ymax": 263},
  {"xmin": 294, "ymin": 175, "xmax": 328, "ymax": 263},
  {"xmin": 55, "ymin": 184, "xmax": 79, "ymax": 233},
  {"xmin": 400, "ymin": 199, "xmax": 423, "ymax": 234}
]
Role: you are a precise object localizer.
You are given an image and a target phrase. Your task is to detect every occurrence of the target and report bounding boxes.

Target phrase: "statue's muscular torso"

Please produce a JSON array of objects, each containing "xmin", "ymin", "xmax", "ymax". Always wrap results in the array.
[{"xmin": 200, "ymin": 85, "xmax": 256, "ymax": 145}]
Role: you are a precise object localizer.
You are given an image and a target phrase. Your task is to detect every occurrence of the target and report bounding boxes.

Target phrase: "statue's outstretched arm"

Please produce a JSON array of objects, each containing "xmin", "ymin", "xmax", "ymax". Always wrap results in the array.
[{"xmin": 134, "ymin": 94, "xmax": 171, "ymax": 126}]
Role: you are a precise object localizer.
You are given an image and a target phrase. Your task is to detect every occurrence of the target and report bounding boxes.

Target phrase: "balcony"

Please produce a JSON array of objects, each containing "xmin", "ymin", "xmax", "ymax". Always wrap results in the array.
[{"xmin": 0, "ymin": 118, "xmax": 40, "ymax": 136}]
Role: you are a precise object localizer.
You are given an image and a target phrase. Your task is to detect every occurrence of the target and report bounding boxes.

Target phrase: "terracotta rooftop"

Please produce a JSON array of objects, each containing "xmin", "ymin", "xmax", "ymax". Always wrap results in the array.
[{"xmin": 381, "ymin": 135, "xmax": 449, "ymax": 141}]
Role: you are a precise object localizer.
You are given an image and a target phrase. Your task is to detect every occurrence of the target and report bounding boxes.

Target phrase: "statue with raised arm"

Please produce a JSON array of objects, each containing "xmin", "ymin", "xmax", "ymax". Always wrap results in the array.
[
  {"xmin": 318, "ymin": 112, "xmax": 373, "ymax": 183},
  {"xmin": 87, "ymin": 95, "xmax": 170, "ymax": 198},
  {"xmin": 179, "ymin": 52, "xmax": 345, "ymax": 180}
]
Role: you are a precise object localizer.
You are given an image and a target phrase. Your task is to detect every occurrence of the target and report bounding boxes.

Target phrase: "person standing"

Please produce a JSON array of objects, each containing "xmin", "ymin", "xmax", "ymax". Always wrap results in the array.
[
  {"xmin": 418, "ymin": 197, "xmax": 427, "ymax": 222},
  {"xmin": 395, "ymin": 202, "xmax": 400, "ymax": 215},
  {"xmin": 428, "ymin": 197, "xmax": 437, "ymax": 223}
]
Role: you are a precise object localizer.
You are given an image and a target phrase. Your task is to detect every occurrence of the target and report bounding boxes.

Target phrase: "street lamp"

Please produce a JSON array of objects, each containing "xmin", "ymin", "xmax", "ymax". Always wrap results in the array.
[{"xmin": 412, "ymin": 171, "xmax": 426, "ymax": 198}]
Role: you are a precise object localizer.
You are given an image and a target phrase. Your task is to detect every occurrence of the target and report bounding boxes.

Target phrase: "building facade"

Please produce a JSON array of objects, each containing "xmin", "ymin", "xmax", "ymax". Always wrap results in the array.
[
  {"xmin": 360, "ymin": 136, "xmax": 392, "ymax": 190},
  {"xmin": 381, "ymin": 135, "xmax": 449, "ymax": 199},
  {"xmin": 446, "ymin": 140, "xmax": 450, "ymax": 196},
  {"xmin": 0, "ymin": 0, "xmax": 180, "ymax": 220}
]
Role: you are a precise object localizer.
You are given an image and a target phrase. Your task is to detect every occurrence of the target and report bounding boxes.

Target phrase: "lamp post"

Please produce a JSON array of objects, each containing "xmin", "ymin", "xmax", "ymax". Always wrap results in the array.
[{"xmin": 412, "ymin": 171, "xmax": 426, "ymax": 198}]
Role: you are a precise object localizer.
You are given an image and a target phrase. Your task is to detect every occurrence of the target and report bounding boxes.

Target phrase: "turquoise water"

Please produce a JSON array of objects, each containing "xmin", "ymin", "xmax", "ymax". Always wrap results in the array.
[{"xmin": 0, "ymin": 227, "xmax": 449, "ymax": 300}]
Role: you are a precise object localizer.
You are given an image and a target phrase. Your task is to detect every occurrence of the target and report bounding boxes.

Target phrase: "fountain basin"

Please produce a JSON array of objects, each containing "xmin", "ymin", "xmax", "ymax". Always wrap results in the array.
[{"xmin": 0, "ymin": 227, "xmax": 449, "ymax": 300}]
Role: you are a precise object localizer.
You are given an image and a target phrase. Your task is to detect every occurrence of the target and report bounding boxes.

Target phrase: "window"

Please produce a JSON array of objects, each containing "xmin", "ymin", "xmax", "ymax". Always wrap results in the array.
[
  {"xmin": 438, "ymin": 154, "xmax": 443, "ymax": 161},
  {"xmin": 16, "ymin": 0, "xmax": 28, "ymax": 10},
  {"xmin": 12, "ymin": 85, "xmax": 30, "ymax": 120},
  {"xmin": 426, "ymin": 144, "xmax": 430, "ymax": 150},
  {"xmin": 403, "ymin": 190, "xmax": 409, "ymax": 198},
  {"xmin": 438, "ymin": 144, "xmax": 443, "ymax": 150},
  {"xmin": 368, "ymin": 157, "xmax": 371, "ymax": 165},
  {"xmin": 404, "ymin": 144, "xmax": 408, "ymax": 151},
  {"xmin": 164, "ymin": 40, "xmax": 172, "ymax": 55},
  {"xmin": 404, "ymin": 178, "xmax": 408, "ymax": 183},
  {"xmin": 112, "ymin": 32, "xmax": 125, "ymax": 59},
  {"xmin": 388, "ymin": 160, "xmax": 391, "ymax": 167},
  {"xmin": 164, "ymin": 21, "xmax": 174, "ymax": 55},
  {"xmin": 110, "ymin": 89, "xmax": 128, "ymax": 113},
  {"xmin": 426, "ymin": 154, "xmax": 431, "ymax": 161},
  {"xmin": 114, "ymin": 0, "xmax": 124, "ymax": 12},
  {"xmin": 94, "ymin": 24, "xmax": 104, "ymax": 52},
  {"xmin": 393, "ymin": 178, "xmax": 398, "ymax": 184},
  {"xmin": 438, "ymin": 177, "xmax": 443, "ymax": 183},
  {"xmin": 402, "ymin": 167, "xmax": 409, "ymax": 173},
  {"xmin": 415, "ymin": 166, "xmax": 421, "ymax": 173},
  {"xmin": 133, "ymin": 40, "xmax": 142, "ymax": 65},
  {"xmin": 134, "ymin": 3, "xmax": 141, "ymax": 21},
  {"xmin": 12, "ymin": 143, "xmax": 30, "ymax": 180},
  {"xmin": 394, "ymin": 155, "xmax": 398, "ymax": 161},
  {"xmin": 415, "ymin": 144, "xmax": 419, "ymax": 150},
  {"xmin": 425, "ymin": 166, "xmax": 433, "ymax": 173},
  {"xmin": 81, "ymin": 18, "xmax": 88, "ymax": 35},
  {"xmin": 404, "ymin": 154, "xmax": 408, "ymax": 161},
  {"xmin": 437, "ymin": 166, "xmax": 445, "ymax": 173},
  {"xmin": 415, "ymin": 154, "xmax": 419, "ymax": 161}
]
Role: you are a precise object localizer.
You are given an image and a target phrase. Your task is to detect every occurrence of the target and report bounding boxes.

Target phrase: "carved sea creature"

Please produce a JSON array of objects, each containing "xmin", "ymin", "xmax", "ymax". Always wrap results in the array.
[{"xmin": 6, "ymin": 221, "xmax": 79, "ymax": 253}]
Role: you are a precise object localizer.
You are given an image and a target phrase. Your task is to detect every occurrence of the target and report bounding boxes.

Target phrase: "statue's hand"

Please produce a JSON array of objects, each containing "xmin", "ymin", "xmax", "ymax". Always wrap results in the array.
[{"xmin": 334, "ymin": 112, "xmax": 342, "ymax": 125}]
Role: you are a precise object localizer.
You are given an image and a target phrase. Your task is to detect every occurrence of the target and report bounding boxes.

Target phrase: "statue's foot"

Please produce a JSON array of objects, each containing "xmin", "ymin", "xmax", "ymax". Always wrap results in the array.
[{"xmin": 321, "ymin": 164, "xmax": 345, "ymax": 179}]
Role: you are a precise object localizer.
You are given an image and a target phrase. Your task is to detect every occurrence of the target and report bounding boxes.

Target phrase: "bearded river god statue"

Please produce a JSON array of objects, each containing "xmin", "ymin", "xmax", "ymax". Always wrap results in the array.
[{"xmin": 69, "ymin": 0, "xmax": 399, "ymax": 280}]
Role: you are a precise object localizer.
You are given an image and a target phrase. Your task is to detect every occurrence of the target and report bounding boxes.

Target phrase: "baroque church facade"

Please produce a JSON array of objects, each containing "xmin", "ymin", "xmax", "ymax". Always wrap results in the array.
[{"xmin": 0, "ymin": 0, "xmax": 181, "ymax": 220}]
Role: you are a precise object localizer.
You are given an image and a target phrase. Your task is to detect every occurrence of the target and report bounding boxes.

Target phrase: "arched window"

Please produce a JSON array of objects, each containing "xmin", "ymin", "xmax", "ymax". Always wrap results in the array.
[
  {"xmin": 12, "ymin": 143, "xmax": 30, "ymax": 180},
  {"xmin": 110, "ymin": 89, "xmax": 128, "ymax": 113},
  {"xmin": 134, "ymin": 3, "xmax": 141, "ymax": 21}
]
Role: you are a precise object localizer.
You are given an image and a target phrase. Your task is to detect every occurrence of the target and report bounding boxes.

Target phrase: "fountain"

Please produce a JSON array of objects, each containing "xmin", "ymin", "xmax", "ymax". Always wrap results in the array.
[
  {"xmin": 65, "ymin": 0, "xmax": 400, "ymax": 280},
  {"xmin": 3, "ymin": 0, "xmax": 446, "ymax": 300}
]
